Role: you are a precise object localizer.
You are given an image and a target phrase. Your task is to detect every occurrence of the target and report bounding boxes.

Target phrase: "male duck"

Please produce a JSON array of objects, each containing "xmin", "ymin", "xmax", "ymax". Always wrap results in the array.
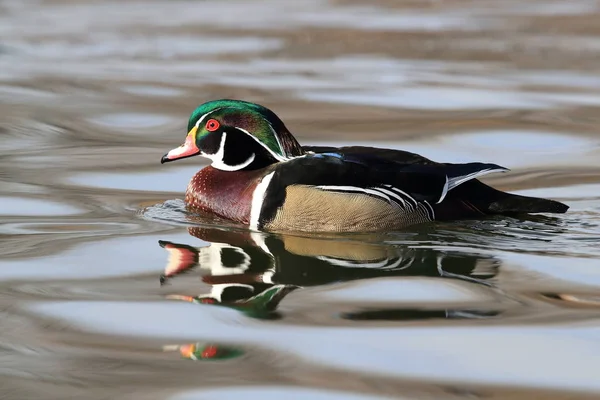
[{"xmin": 161, "ymin": 99, "xmax": 568, "ymax": 233}]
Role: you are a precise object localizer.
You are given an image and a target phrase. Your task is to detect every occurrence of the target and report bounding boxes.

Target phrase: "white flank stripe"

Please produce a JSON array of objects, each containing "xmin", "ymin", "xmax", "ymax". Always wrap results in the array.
[
  {"xmin": 373, "ymin": 187, "xmax": 407, "ymax": 209},
  {"xmin": 315, "ymin": 185, "xmax": 390, "ymax": 203},
  {"xmin": 423, "ymin": 201, "xmax": 435, "ymax": 220},
  {"xmin": 267, "ymin": 122, "xmax": 285, "ymax": 157},
  {"xmin": 363, "ymin": 188, "xmax": 391, "ymax": 202},
  {"xmin": 250, "ymin": 171, "xmax": 275, "ymax": 231},
  {"xmin": 315, "ymin": 185, "xmax": 362, "ymax": 192},
  {"xmin": 383, "ymin": 185, "xmax": 418, "ymax": 209}
]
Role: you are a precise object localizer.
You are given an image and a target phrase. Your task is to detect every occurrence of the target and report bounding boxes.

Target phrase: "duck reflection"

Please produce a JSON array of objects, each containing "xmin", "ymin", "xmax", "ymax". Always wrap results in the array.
[
  {"xmin": 162, "ymin": 342, "xmax": 244, "ymax": 362},
  {"xmin": 158, "ymin": 226, "xmax": 501, "ymax": 323}
]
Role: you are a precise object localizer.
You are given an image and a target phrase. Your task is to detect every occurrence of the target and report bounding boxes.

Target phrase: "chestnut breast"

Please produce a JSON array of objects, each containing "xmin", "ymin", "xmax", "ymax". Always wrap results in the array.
[{"xmin": 185, "ymin": 166, "xmax": 268, "ymax": 225}]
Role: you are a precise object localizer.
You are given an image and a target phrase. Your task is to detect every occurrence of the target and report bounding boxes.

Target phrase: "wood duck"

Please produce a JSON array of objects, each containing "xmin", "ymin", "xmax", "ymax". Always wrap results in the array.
[{"xmin": 161, "ymin": 99, "xmax": 569, "ymax": 233}]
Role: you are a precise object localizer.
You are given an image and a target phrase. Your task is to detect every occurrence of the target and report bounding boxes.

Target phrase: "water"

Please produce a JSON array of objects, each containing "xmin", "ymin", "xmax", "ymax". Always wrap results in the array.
[{"xmin": 2, "ymin": 0, "xmax": 600, "ymax": 398}]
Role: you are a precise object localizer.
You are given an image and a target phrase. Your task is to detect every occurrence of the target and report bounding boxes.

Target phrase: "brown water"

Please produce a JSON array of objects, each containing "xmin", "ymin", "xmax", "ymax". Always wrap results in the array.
[{"xmin": 2, "ymin": 0, "xmax": 600, "ymax": 399}]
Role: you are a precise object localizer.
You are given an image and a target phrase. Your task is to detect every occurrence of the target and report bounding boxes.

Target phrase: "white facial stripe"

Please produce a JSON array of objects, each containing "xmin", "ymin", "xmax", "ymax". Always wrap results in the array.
[
  {"xmin": 422, "ymin": 201, "xmax": 435, "ymax": 220},
  {"xmin": 194, "ymin": 107, "xmax": 225, "ymax": 130},
  {"xmin": 250, "ymin": 171, "xmax": 275, "ymax": 231},
  {"xmin": 234, "ymin": 127, "xmax": 288, "ymax": 162},
  {"xmin": 202, "ymin": 132, "xmax": 256, "ymax": 171},
  {"xmin": 266, "ymin": 122, "xmax": 284, "ymax": 157}
]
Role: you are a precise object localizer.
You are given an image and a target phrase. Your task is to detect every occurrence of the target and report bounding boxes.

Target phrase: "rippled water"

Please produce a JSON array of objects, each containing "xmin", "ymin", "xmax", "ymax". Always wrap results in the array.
[{"xmin": 2, "ymin": 0, "xmax": 600, "ymax": 399}]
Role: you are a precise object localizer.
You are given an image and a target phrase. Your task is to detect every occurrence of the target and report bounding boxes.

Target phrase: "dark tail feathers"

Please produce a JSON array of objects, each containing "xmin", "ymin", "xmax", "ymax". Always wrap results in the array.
[{"xmin": 438, "ymin": 179, "xmax": 569, "ymax": 219}]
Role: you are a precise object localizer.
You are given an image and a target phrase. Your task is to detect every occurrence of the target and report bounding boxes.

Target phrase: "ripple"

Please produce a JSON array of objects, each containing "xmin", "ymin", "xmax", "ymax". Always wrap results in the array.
[
  {"xmin": 87, "ymin": 113, "xmax": 176, "ymax": 129},
  {"xmin": 302, "ymin": 86, "xmax": 600, "ymax": 110},
  {"xmin": 65, "ymin": 165, "xmax": 201, "ymax": 192},
  {"xmin": 296, "ymin": 8, "xmax": 487, "ymax": 32},
  {"xmin": 516, "ymin": 184, "xmax": 600, "ymax": 201},
  {"xmin": 313, "ymin": 131, "xmax": 598, "ymax": 170},
  {"xmin": 321, "ymin": 278, "xmax": 493, "ymax": 304},
  {"xmin": 141, "ymin": 199, "xmax": 237, "ymax": 229},
  {"xmin": 172, "ymin": 387, "xmax": 393, "ymax": 400},
  {"xmin": 0, "ymin": 221, "xmax": 138, "ymax": 235},
  {"xmin": 501, "ymin": 252, "xmax": 600, "ymax": 289},
  {"xmin": 120, "ymin": 85, "xmax": 183, "ymax": 97},
  {"xmin": 141, "ymin": 199, "xmax": 190, "ymax": 226},
  {"xmin": 300, "ymin": 87, "xmax": 551, "ymax": 110},
  {"xmin": 0, "ymin": 85, "xmax": 57, "ymax": 101},
  {"xmin": 0, "ymin": 196, "xmax": 81, "ymax": 217},
  {"xmin": 456, "ymin": 131, "xmax": 592, "ymax": 154},
  {"xmin": 29, "ymin": 300, "xmax": 600, "ymax": 392},
  {"xmin": 13, "ymin": 36, "xmax": 283, "ymax": 59},
  {"xmin": 4, "ymin": 0, "xmax": 600, "ymax": 397},
  {"xmin": 0, "ymin": 232, "xmax": 193, "ymax": 281},
  {"xmin": 341, "ymin": 308, "xmax": 501, "ymax": 322}
]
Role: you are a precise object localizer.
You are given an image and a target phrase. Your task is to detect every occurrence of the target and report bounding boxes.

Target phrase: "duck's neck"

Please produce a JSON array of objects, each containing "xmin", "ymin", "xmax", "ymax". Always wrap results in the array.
[{"xmin": 185, "ymin": 166, "xmax": 267, "ymax": 225}]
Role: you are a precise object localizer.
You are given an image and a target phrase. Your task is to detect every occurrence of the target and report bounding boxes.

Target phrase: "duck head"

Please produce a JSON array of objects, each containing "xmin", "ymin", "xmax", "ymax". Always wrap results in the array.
[{"xmin": 161, "ymin": 99, "xmax": 304, "ymax": 171}]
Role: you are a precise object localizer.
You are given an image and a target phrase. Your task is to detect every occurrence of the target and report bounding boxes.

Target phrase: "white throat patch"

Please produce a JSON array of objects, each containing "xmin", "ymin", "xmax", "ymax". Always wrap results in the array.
[{"xmin": 202, "ymin": 132, "xmax": 255, "ymax": 171}]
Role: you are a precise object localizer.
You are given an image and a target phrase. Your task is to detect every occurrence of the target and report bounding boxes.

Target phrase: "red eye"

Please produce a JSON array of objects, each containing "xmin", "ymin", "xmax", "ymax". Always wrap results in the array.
[
  {"xmin": 201, "ymin": 345, "xmax": 219, "ymax": 359},
  {"xmin": 206, "ymin": 119, "xmax": 220, "ymax": 132}
]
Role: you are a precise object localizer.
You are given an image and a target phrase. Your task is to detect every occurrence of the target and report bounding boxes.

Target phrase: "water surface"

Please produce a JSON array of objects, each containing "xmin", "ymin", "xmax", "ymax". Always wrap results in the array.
[{"xmin": 1, "ymin": 0, "xmax": 600, "ymax": 399}]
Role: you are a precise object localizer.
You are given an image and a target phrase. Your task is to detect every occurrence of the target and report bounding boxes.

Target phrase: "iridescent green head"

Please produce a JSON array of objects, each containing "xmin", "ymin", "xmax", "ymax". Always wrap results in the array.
[{"xmin": 161, "ymin": 99, "xmax": 304, "ymax": 171}]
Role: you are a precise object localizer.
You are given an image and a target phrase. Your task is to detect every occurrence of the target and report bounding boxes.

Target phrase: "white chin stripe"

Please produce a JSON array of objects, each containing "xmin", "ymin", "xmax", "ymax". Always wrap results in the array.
[{"xmin": 204, "ymin": 132, "xmax": 256, "ymax": 171}]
